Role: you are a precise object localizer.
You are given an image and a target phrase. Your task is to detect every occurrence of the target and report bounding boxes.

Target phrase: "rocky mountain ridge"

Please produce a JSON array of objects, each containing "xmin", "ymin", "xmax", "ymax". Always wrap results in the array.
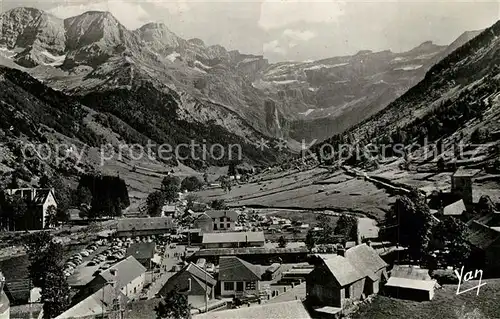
[{"xmin": 0, "ymin": 7, "xmax": 486, "ymax": 157}]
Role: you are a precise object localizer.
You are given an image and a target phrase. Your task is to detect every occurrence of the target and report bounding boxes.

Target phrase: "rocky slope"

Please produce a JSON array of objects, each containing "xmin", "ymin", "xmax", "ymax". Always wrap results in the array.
[
  {"xmin": 316, "ymin": 21, "xmax": 500, "ymax": 172},
  {"xmin": 0, "ymin": 7, "xmax": 486, "ymax": 160},
  {"xmin": 260, "ymin": 38, "xmax": 483, "ymax": 141}
]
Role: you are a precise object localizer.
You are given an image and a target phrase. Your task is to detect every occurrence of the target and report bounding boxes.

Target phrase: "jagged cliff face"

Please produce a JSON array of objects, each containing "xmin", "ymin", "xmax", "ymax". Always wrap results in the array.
[
  {"xmin": 0, "ymin": 7, "xmax": 65, "ymax": 67},
  {"xmin": 258, "ymin": 39, "xmax": 480, "ymax": 141}
]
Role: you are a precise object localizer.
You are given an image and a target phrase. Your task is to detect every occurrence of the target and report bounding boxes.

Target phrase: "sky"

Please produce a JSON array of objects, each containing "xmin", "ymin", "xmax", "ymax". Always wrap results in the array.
[{"xmin": 1, "ymin": 0, "xmax": 499, "ymax": 62}]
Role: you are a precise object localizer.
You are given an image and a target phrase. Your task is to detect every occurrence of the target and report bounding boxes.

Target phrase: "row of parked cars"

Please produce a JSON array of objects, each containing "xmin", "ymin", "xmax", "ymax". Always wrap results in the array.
[
  {"xmin": 87, "ymin": 246, "xmax": 127, "ymax": 276},
  {"xmin": 63, "ymin": 243, "xmax": 100, "ymax": 277}
]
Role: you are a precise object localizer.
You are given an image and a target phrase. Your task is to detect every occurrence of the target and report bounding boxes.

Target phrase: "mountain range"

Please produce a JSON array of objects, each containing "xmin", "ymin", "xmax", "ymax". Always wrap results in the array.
[{"xmin": 0, "ymin": 6, "xmax": 492, "ymax": 181}]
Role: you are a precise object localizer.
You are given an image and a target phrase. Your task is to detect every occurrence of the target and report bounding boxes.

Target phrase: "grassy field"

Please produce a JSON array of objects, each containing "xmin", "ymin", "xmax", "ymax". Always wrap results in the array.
[
  {"xmin": 196, "ymin": 168, "xmax": 394, "ymax": 220},
  {"xmin": 351, "ymin": 279, "xmax": 500, "ymax": 319}
]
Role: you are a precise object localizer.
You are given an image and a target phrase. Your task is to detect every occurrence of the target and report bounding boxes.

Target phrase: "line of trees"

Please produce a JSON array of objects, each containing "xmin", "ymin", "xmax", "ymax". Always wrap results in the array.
[
  {"xmin": 76, "ymin": 174, "xmax": 130, "ymax": 220},
  {"xmin": 305, "ymin": 214, "xmax": 358, "ymax": 250}
]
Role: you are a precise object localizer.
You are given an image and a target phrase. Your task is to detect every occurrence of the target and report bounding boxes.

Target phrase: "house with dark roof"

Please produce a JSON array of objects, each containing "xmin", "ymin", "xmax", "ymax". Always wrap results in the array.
[
  {"xmin": 193, "ymin": 213, "xmax": 214, "ymax": 233},
  {"xmin": 218, "ymin": 256, "xmax": 262, "ymax": 297},
  {"xmin": 116, "ymin": 217, "xmax": 174, "ymax": 237},
  {"xmin": 5, "ymin": 188, "xmax": 57, "ymax": 230},
  {"xmin": 205, "ymin": 210, "xmax": 239, "ymax": 231},
  {"xmin": 307, "ymin": 255, "xmax": 364, "ymax": 309},
  {"xmin": 467, "ymin": 221, "xmax": 500, "ymax": 275},
  {"xmin": 126, "ymin": 242, "xmax": 156, "ymax": 270},
  {"xmin": 159, "ymin": 263, "xmax": 216, "ymax": 307},
  {"xmin": 78, "ymin": 256, "xmax": 146, "ymax": 303},
  {"xmin": 307, "ymin": 244, "xmax": 388, "ymax": 310},
  {"xmin": 202, "ymin": 231, "xmax": 265, "ymax": 249}
]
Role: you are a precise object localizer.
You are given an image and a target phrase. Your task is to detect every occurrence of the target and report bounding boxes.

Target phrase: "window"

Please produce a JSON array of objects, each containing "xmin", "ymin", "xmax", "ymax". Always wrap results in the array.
[
  {"xmin": 236, "ymin": 282, "xmax": 244, "ymax": 291},
  {"xmin": 345, "ymin": 285, "xmax": 350, "ymax": 298},
  {"xmin": 224, "ymin": 282, "xmax": 234, "ymax": 291},
  {"xmin": 226, "ymin": 223, "xmax": 230, "ymax": 228},
  {"xmin": 220, "ymin": 223, "xmax": 225, "ymax": 229},
  {"xmin": 214, "ymin": 224, "xmax": 218, "ymax": 230},
  {"xmin": 220, "ymin": 217, "xmax": 225, "ymax": 222},
  {"xmin": 245, "ymin": 281, "xmax": 256, "ymax": 290},
  {"xmin": 226, "ymin": 217, "xmax": 231, "ymax": 222}
]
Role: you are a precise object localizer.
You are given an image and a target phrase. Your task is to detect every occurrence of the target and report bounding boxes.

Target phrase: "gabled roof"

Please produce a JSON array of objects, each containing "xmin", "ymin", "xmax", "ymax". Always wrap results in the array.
[
  {"xmin": 116, "ymin": 217, "xmax": 174, "ymax": 232},
  {"xmin": 184, "ymin": 263, "xmax": 216, "ymax": 286},
  {"xmin": 219, "ymin": 256, "xmax": 261, "ymax": 282},
  {"xmin": 467, "ymin": 221, "xmax": 500, "ymax": 250},
  {"xmin": 56, "ymin": 284, "xmax": 128, "ymax": 319},
  {"xmin": 194, "ymin": 300, "xmax": 311, "ymax": 319},
  {"xmin": 345, "ymin": 244, "xmax": 388, "ymax": 281},
  {"xmin": 97, "ymin": 256, "xmax": 146, "ymax": 290},
  {"xmin": 126, "ymin": 242, "xmax": 155, "ymax": 260},
  {"xmin": 159, "ymin": 263, "xmax": 215, "ymax": 297},
  {"xmin": 322, "ymin": 256, "xmax": 364, "ymax": 287},
  {"xmin": 443, "ymin": 199, "xmax": 466, "ymax": 216},
  {"xmin": 202, "ymin": 231, "xmax": 265, "ymax": 244},
  {"xmin": 390, "ymin": 265, "xmax": 431, "ymax": 281},
  {"xmin": 205, "ymin": 210, "xmax": 239, "ymax": 221}
]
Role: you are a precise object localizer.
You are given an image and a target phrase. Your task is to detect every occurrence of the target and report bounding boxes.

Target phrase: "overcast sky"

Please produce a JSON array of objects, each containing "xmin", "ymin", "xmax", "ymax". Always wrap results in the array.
[{"xmin": 2, "ymin": 0, "xmax": 499, "ymax": 62}]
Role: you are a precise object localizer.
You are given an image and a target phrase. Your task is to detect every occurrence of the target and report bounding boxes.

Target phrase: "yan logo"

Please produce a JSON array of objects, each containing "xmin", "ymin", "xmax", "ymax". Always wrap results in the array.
[{"xmin": 454, "ymin": 266, "xmax": 487, "ymax": 296}]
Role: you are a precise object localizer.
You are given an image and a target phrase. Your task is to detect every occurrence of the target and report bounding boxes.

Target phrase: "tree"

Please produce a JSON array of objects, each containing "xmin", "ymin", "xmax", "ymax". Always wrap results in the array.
[
  {"xmin": 45, "ymin": 205, "xmax": 58, "ymax": 228},
  {"xmin": 477, "ymin": 195, "xmax": 494, "ymax": 215},
  {"xmin": 383, "ymin": 190, "xmax": 435, "ymax": 262},
  {"xmin": 162, "ymin": 175, "xmax": 181, "ymax": 191},
  {"xmin": 220, "ymin": 176, "xmax": 232, "ymax": 193},
  {"xmin": 42, "ymin": 267, "xmax": 71, "ymax": 319},
  {"xmin": 146, "ymin": 191, "xmax": 166, "ymax": 217},
  {"xmin": 305, "ymin": 230, "xmax": 316, "ymax": 251},
  {"xmin": 334, "ymin": 215, "xmax": 358, "ymax": 242},
  {"xmin": 155, "ymin": 287, "xmax": 191, "ymax": 319},
  {"xmin": 278, "ymin": 235, "xmax": 287, "ymax": 248},
  {"xmin": 39, "ymin": 174, "xmax": 50, "ymax": 188},
  {"xmin": 185, "ymin": 194, "xmax": 199, "ymax": 211},
  {"xmin": 8, "ymin": 194, "xmax": 27, "ymax": 231},
  {"xmin": 181, "ymin": 176, "xmax": 203, "ymax": 192},
  {"xmin": 210, "ymin": 199, "xmax": 227, "ymax": 210},
  {"xmin": 74, "ymin": 186, "xmax": 93, "ymax": 209},
  {"xmin": 432, "ymin": 216, "xmax": 471, "ymax": 268}
]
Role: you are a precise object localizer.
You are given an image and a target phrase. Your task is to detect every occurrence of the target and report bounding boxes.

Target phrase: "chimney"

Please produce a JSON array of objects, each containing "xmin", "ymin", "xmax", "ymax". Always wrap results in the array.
[{"xmin": 337, "ymin": 247, "xmax": 345, "ymax": 257}]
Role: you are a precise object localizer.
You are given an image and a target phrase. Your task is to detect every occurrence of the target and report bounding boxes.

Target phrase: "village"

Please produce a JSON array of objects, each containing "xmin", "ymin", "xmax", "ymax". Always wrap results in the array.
[{"xmin": 0, "ymin": 160, "xmax": 499, "ymax": 319}]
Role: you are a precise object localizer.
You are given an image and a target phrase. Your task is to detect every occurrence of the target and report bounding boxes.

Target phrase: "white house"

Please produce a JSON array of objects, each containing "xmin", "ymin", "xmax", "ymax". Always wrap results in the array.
[
  {"xmin": 205, "ymin": 210, "xmax": 239, "ymax": 231},
  {"xmin": 5, "ymin": 188, "xmax": 57, "ymax": 229},
  {"xmin": 219, "ymin": 256, "xmax": 262, "ymax": 297},
  {"xmin": 77, "ymin": 256, "xmax": 146, "ymax": 303}
]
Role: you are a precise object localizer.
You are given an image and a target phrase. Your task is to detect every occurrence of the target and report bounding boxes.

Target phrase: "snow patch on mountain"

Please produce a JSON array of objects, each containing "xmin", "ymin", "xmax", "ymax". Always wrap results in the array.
[
  {"xmin": 166, "ymin": 52, "xmax": 181, "ymax": 62},
  {"xmin": 304, "ymin": 63, "xmax": 349, "ymax": 71},
  {"xmin": 40, "ymin": 51, "xmax": 66, "ymax": 66},
  {"xmin": 395, "ymin": 65, "xmax": 423, "ymax": 71},
  {"xmin": 298, "ymin": 109, "xmax": 315, "ymax": 117}
]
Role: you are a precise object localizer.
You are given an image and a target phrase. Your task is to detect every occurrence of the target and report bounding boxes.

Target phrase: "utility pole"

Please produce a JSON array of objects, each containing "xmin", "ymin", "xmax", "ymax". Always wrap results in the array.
[{"xmin": 205, "ymin": 263, "xmax": 208, "ymax": 314}]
